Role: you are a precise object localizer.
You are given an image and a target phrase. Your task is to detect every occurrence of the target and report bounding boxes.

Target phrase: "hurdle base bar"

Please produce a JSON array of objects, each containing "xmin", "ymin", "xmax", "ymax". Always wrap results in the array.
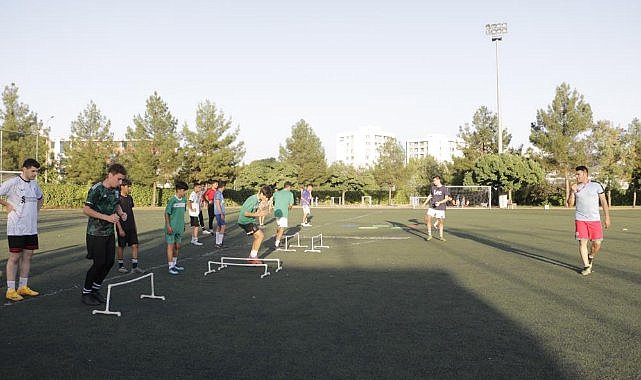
[
  {"xmin": 92, "ymin": 273, "xmax": 165, "ymax": 317},
  {"xmin": 276, "ymin": 233, "xmax": 297, "ymax": 252}
]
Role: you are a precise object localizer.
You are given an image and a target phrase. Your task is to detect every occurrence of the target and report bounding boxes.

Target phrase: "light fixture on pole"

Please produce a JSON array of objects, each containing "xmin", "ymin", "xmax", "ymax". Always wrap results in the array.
[{"xmin": 485, "ymin": 22, "xmax": 508, "ymax": 154}]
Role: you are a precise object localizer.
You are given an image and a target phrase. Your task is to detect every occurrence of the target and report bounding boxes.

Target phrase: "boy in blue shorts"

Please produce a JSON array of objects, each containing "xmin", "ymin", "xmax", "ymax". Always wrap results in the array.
[
  {"xmin": 214, "ymin": 181, "xmax": 226, "ymax": 248},
  {"xmin": 165, "ymin": 181, "xmax": 188, "ymax": 275},
  {"xmin": 237, "ymin": 185, "xmax": 273, "ymax": 263}
]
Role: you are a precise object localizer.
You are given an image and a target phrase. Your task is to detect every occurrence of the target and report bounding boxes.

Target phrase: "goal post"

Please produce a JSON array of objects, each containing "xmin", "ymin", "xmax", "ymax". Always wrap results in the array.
[{"xmin": 447, "ymin": 186, "xmax": 492, "ymax": 209}]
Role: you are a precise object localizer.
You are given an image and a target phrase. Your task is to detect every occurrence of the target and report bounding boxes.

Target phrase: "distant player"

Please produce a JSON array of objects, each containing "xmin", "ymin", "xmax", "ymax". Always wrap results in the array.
[
  {"xmin": 273, "ymin": 181, "xmax": 295, "ymax": 248},
  {"xmin": 188, "ymin": 182, "xmax": 204, "ymax": 246},
  {"xmin": 423, "ymin": 175, "xmax": 451, "ymax": 241},
  {"xmin": 116, "ymin": 178, "xmax": 143, "ymax": 273},
  {"xmin": 237, "ymin": 186, "xmax": 274, "ymax": 263},
  {"xmin": 568, "ymin": 165, "xmax": 611, "ymax": 276},
  {"xmin": 165, "ymin": 181, "xmax": 189, "ymax": 275},
  {"xmin": 1, "ymin": 158, "xmax": 44, "ymax": 302},
  {"xmin": 301, "ymin": 184, "xmax": 313, "ymax": 227}
]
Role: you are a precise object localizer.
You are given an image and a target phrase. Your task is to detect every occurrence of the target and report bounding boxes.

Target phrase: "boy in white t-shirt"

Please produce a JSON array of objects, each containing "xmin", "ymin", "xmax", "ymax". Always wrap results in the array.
[
  {"xmin": 0, "ymin": 159, "xmax": 44, "ymax": 302},
  {"xmin": 188, "ymin": 182, "xmax": 204, "ymax": 246}
]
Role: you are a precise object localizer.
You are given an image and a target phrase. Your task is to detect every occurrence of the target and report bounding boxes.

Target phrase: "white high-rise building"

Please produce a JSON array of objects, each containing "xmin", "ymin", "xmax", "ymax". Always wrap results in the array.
[
  {"xmin": 405, "ymin": 134, "xmax": 462, "ymax": 163},
  {"xmin": 336, "ymin": 128, "xmax": 396, "ymax": 168}
]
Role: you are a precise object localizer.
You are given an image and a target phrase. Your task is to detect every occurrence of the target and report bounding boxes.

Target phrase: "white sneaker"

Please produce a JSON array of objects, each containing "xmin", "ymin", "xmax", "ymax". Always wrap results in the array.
[
  {"xmin": 117, "ymin": 266, "xmax": 128, "ymax": 273},
  {"xmin": 191, "ymin": 240, "xmax": 203, "ymax": 246},
  {"xmin": 202, "ymin": 230, "xmax": 212, "ymax": 235}
]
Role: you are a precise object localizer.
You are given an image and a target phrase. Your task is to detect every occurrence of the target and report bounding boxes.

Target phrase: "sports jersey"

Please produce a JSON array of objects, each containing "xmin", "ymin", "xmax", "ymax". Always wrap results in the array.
[
  {"xmin": 85, "ymin": 182, "xmax": 120, "ymax": 236},
  {"xmin": 273, "ymin": 189, "xmax": 294, "ymax": 218},
  {"xmin": 0, "ymin": 175, "xmax": 43, "ymax": 235},
  {"xmin": 301, "ymin": 190, "xmax": 311, "ymax": 206},
  {"xmin": 238, "ymin": 194, "xmax": 259, "ymax": 225},
  {"xmin": 119, "ymin": 194, "xmax": 136, "ymax": 230},
  {"xmin": 429, "ymin": 185, "xmax": 450, "ymax": 211},
  {"xmin": 165, "ymin": 195, "xmax": 186, "ymax": 232},
  {"xmin": 188, "ymin": 190, "xmax": 201, "ymax": 217},
  {"xmin": 575, "ymin": 181, "xmax": 605, "ymax": 221},
  {"xmin": 214, "ymin": 190, "xmax": 225, "ymax": 215}
]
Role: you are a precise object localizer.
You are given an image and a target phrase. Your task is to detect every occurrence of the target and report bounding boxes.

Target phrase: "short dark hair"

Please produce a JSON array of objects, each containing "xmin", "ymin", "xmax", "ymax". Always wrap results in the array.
[
  {"xmin": 121, "ymin": 178, "xmax": 132, "ymax": 186},
  {"xmin": 22, "ymin": 158, "xmax": 40, "ymax": 169},
  {"xmin": 260, "ymin": 185, "xmax": 273, "ymax": 199},
  {"xmin": 175, "ymin": 181, "xmax": 189, "ymax": 190},
  {"xmin": 432, "ymin": 175, "xmax": 441, "ymax": 180},
  {"xmin": 284, "ymin": 181, "xmax": 292, "ymax": 188},
  {"xmin": 108, "ymin": 163, "xmax": 127, "ymax": 176},
  {"xmin": 575, "ymin": 165, "xmax": 589, "ymax": 174},
  {"xmin": 218, "ymin": 180, "xmax": 226, "ymax": 188}
]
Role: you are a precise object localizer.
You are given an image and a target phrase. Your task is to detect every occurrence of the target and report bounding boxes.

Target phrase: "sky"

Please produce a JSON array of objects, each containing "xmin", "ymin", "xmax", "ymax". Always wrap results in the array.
[{"xmin": 2, "ymin": 0, "xmax": 640, "ymax": 163}]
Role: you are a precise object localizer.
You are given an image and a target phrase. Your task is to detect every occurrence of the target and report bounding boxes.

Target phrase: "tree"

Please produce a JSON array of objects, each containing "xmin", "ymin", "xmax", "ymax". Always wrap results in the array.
[
  {"xmin": 406, "ymin": 155, "xmax": 450, "ymax": 196},
  {"xmin": 0, "ymin": 83, "xmax": 48, "ymax": 171},
  {"xmin": 181, "ymin": 100, "xmax": 245, "ymax": 183},
  {"xmin": 625, "ymin": 118, "xmax": 641, "ymax": 196},
  {"xmin": 235, "ymin": 158, "xmax": 298, "ymax": 190},
  {"xmin": 63, "ymin": 101, "xmax": 115, "ymax": 184},
  {"xmin": 372, "ymin": 138, "xmax": 406, "ymax": 205},
  {"xmin": 324, "ymin": 162, "xmax": 366, "ymax": 203},
  {"xmin": 278, "ymin": 119, "xmax": 327, "ymax": 185},
  {"xmin": 589, "ymin": 120, "xmax": 626, "ymax": 191},
  {"xmin": 122, "ymin": 92, "xmax": 180, "ymax": 204},
  {"xmin": 530, "ymin": 83, "xmax": 593, "ymax": 205},
  {"xmin": 471, "ymin": 153, "xmax": 545, "ymax": 202}
]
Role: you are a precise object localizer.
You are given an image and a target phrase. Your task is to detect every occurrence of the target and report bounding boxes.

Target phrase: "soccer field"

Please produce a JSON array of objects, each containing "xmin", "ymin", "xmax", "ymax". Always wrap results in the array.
[{"xmin": 1, "ymin": 207, "xmax": 640, "ymax": 379}]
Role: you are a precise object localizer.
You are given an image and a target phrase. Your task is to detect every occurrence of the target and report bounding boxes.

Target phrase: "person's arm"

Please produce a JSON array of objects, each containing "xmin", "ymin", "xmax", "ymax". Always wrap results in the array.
[
  {"xmin": 599, "ymin": 192, "xmax": 611, "ymax": 228},
  {"xmin": 422, "ymin": 195, "xmax": 432, "ymax": 206},
  {"xmin": 165, "ymin": 212, "xmax": 173, "ymax": 234},
  {"xmin": 567, "ymin": 183, "xmax": 578, "ymax": 208},
  {"xmin": 83, "ymin": 205, "xmax": 120, "ymax": 224}
]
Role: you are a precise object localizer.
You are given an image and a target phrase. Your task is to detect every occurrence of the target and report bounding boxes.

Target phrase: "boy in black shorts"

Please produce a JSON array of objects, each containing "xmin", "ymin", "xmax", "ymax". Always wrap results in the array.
[{"xmin": 116, "ymin": 178, "xmax": 142, "ymax": 273}]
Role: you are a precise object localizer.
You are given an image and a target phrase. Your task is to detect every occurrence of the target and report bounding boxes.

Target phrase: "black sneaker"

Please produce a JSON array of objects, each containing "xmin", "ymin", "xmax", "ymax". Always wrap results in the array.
[
  {"xmin": 81, "ymin": 293, "xmax": 101, "ymax": 306},
  {"xmin": 92, "ymin": 291, "xmax": 106, "ymax": 303}
]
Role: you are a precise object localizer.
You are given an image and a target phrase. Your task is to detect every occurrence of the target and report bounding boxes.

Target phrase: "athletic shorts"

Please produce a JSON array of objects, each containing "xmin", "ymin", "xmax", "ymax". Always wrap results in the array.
[
  {"xmin": 165, "ymin": 232, "xmax": 182, "ymax": 244},
  {"xmin": 8, "ymin": 235, "xmax": 39, "ymax": 253},
  {"xmin": 215, "ymin": 214, "xmax": 226, "ymax": 226},
  {"xmin": 302, "ymin": 205, "xmax": 311, "ymax": 214},
  {"xmin": 117, "ymin": 228, "xmax": 139, "ymax": 247},
  {"xmin": 427, "ymin": 208, "xmax": 445, "ymax": 219},
  {"xmin": 575, "ymin": 220, "xmax": 603, "ymax": 241},
  {"xmin": 190, "ymin": 216, "xmax": 200, "ymax": 227},
  {"xmin": 276, "ymin": 217, "xmax": 288, "ymax": 228},
  {"xmin": 238, "ymin": 223, "xmax": 259, "ymax": 235},
  {"xmin": 86, "ymin": 234, "xmax": 115, "ymax": 260}
]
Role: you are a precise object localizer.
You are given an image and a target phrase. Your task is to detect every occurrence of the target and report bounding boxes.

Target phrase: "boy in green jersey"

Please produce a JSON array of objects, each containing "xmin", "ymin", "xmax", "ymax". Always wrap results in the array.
[
  {"xmin": 165, "ymin": 181, "xmax": 189, "ymax": 275},
  {"xmin": 237, "ymin": 185, "xmax": 273, "ymax": 263},
  {"xmin": 272, "ymin": 181, "xmax": 294, "ymax": 248}
]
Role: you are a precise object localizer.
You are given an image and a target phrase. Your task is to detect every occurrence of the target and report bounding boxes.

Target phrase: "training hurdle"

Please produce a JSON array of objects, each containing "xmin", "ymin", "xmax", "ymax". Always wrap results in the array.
[
  {"xmin": 92, "ymin": 272, "xmax": 165, "ymax": 317},
  {"xmin": 277, "ymin": 232, "xmax": 307, "ymax": 251},
  {"xmin": 204, "ymin": 257, "xmax": 282, "ymax": 278},
  {"xmin": 304, "ymin": 233, "xmax": 330, "ymax": 253}
]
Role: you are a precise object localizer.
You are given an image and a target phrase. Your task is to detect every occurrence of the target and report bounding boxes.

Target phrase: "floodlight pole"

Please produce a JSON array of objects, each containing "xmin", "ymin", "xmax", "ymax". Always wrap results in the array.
[
  {"xmin": 36, "ymin": 115, "xmax": 54, "ymax": 162},
  {"xmin": 486, "ymin": 23, "xmax": 508, "ymax": 154}
]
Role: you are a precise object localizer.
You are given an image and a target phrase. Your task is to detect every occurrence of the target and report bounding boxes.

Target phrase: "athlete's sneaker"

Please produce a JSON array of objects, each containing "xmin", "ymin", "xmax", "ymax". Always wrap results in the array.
[
  {"xmin": 581, "ymin": 266, "xmax": 592, "ymax": 276},
  {"xmin": 81, "ymin": 293, "xmax": 100, "ymax": 306},
  {"xmin": 191, "ymin": 240, "xmax": 203, "ymax": 246},
  {"xmin": 202, "ymin": 230, "xmax": 212, "ymax": 235},
  {"xmin": 92, "ymin": 291, "xmax": 106, "ymax": 304},
  {"xmin": 168, "ymin": 267, "xmax": 180, "ymax": 275},
  {"xmin": 174, "ymin": 265, "xmax": 185, "ymax": 271},
  {"xmin": 426, "ymin": 235, "xmax": 433, "ymax": 241},
  {"xmin": 248, "ymin": 259, "xmax": 263, "ymax": 265},
  {"xmin": 438, "ymin": 236, "xmax": 447, "ymax": 242},
  {"xmin": 118, "ymin": 266, "xmax": 129, "ymax": 273},
  {"xmin": 6, "ymin": 288, "xmax": 24, "ymax": 301},
  {"xmin": 215, "ymin": 244, "xmax": 223, "ymax": 249},
  {"xmin": 302, "ymin": 223, "xmax": 312, "ymax": 227},
  {"xmin": 17, "ymin": 286, "xmax": 39, "ymax": 297},
  {"xmin": 132, "ymin": 266, "xmax": 144, "ymax": 274}
]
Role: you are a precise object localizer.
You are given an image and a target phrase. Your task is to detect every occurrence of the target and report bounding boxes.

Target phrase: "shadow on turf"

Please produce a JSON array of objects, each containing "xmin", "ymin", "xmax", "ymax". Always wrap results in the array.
[
  {"xmin": 447, "ymin": 228, "xmax": 580, "ymax": 272},
  {"xmin": 385, "ymin": 220, "xmax": 428, "ymax": 240},
  {"xmin": 0, "ymin": 266, "xmax": 579, "ymax": 379}
]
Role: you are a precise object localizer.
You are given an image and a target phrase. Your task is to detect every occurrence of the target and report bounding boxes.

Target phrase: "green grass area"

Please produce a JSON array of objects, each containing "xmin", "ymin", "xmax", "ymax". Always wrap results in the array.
[{"xmin": 1, "ymin": 207, "xmax": 640, "ymax": 378}]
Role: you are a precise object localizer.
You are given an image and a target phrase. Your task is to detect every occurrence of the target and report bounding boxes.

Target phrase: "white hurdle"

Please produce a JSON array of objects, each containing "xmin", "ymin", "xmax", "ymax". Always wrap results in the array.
[
  {"xmin": 288, "ymin": 232, "xmax": 308, "ymax": 248},
  {"xmin": 304, "ymin": 233, "xmax": 330, "ymax": 253},
  {"xmin": 204, "ymin": 257, "xmax": 282, "ymax": 278},
  {"xmin": 92, "ymin": 272, "xmax": 165, "ymax": 317},
  {"xmin": 276, "ymin": 233, "xmax": 298, "ymax": 252}
]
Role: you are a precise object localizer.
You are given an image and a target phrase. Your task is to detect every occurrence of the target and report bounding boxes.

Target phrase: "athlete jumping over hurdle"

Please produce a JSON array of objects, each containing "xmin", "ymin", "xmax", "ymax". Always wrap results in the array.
[{"xmin": 237, "ymin": 185, "xmax": 274, "ymax": 264}]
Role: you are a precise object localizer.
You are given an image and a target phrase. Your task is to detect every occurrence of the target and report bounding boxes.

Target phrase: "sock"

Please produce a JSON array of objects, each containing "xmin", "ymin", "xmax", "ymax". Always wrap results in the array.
[
  {"xmin": 7, "ymin": 280, "xmax": 16, "ymax": 290},
  {"xmin": 118, "ymin": 259, "xmax": 124, "ymax": 267},
  {"xmin": 168, "ymin": 262, "xmax": 174, "ymax": 268},
  {"xmin": 172, "ymin": 257, "xmax": 177, "ymax": 266},
  {"xmin": 132, "ymin": 259, "xmax": 138, "ymax": 268},
  {"xmin": 275, "ymin": 239, "xmax": 280, "ymax": 247},
  {"xmin": 250, "ymin": 250, "xmax": 258, "ymax": 258},
  {"xmin": 19, "ymin": 277, "xmax": 28, "ymax": 288},
  {"xmin": 82, "ymin": 287, "xmax": 92, "ymax": 295},
  {"xmin": 215, "ymin": 232, "xmax": 220, "ymax": 243},
  {"xmin": 220, "ymin": 233, "xmax": 224, "ymax": 244},
  {"xmin": 92, "ymin": 282, "xmax": 102, "ymax": 293}
]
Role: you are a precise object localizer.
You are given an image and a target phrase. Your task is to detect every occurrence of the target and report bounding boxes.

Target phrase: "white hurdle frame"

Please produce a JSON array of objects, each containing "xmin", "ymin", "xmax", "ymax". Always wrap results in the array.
[
  {"xmin": 276, "ymin": 233, "xmax": 298, "ymax": 252},
  {"xmin": 92, "ymin": 273, "xmax": 165, "ymax": 317},
  {"xmin": 204, "ymin": 257, "xmax": 282, "ymax": 278},
  {"xmin": 304, "ymin": 233, "xmax": 330, "ymax": 253},
  {"xmin": 288, "ymin": 232, "xmax": 308, "ymax": 248}
]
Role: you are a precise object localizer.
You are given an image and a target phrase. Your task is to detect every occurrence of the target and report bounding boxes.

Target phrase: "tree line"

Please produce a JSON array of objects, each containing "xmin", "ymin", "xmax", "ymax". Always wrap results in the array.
[{"xmin": 1, "ymin": 82, "xmax": 639, "ymax": 206}]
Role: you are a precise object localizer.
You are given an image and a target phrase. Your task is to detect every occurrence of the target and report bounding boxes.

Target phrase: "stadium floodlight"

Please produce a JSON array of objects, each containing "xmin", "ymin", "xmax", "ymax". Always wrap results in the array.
[{"xmin": 485, "ymin": 22, "xmax": 508, "ymax": 154}]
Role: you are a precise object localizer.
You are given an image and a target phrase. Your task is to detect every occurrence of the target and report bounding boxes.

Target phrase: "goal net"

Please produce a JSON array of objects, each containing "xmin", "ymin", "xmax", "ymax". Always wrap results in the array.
[{"xmin": 411, "ymin": 186, "xmax": 492, "ymax": 209}]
